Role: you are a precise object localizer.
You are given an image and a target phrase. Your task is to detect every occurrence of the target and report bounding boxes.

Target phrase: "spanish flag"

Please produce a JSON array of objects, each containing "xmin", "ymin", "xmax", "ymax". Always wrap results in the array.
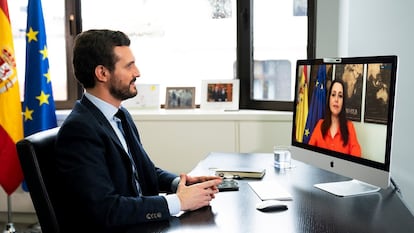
[
  {"xmin": 295, "ymin": 65, "xmax": 308, "ymax": 142},
  {"xmin": 0, "ymin": 0, "xmax": 25, "ymax": 195}
]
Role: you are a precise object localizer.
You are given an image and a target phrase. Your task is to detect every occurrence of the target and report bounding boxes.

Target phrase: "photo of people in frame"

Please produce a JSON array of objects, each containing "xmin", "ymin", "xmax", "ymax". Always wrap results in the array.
[
  {"xmin": 165, "ymin": 87, "xmax": 195, "ymax": 109},
  {"xmin": 207, "ymin": 83, "xmax": 233, "ymax": 102}
]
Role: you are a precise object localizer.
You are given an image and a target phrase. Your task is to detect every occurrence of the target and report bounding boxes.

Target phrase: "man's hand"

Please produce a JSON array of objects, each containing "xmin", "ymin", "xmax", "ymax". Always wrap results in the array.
[
  {"xmin": 185, "ymin": 174, "xmax": 222, "ymax": 198},
  {"xmin": 176, "ymin": 174, "xmax": 222, "ymax": 211},
  {"xmin": 185, "ymin": 174, "xmax": 222, "ymax": 185}
]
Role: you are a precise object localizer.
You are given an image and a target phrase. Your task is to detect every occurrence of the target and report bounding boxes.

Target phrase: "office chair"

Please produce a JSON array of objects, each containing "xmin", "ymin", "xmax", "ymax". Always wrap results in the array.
[{"xmin": 16, "ymin": 127, "xmax": 61, "ymax": 233}]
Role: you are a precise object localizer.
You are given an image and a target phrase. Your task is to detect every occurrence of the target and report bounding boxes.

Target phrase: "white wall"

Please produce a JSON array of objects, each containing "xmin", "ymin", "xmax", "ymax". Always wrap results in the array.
[{"xmin": 317, "ymin": 0, "xmax": 414, "ymax": 213}]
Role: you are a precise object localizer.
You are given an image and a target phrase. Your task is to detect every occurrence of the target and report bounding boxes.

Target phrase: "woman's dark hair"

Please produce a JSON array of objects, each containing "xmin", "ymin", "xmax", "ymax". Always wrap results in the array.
[
  {"xmin": 72, "ymin": 29, "xmax": 131, "ymax": 88},
  {"xmin": 321, "ymin": 79, "xmax": 349, "ymax": 146}
]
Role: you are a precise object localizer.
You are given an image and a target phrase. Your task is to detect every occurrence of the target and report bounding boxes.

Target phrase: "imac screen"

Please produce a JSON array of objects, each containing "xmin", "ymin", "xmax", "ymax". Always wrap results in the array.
[{"xmin": 291, "ymin": 55, "xmax": 397, "ymax": 197}]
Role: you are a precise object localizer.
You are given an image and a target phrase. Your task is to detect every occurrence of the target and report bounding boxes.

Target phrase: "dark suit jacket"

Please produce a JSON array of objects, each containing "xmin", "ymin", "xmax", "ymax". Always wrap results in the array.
[{"xmin": 55, "ymin": 96, "xmax": 178, "ymax": 233}]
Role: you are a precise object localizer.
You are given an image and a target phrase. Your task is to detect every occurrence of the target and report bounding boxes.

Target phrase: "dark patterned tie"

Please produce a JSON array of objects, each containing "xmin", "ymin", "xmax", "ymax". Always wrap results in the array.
[{"xmin": 115, "ymin": 109, "xmax": 142, "ymax": 195}]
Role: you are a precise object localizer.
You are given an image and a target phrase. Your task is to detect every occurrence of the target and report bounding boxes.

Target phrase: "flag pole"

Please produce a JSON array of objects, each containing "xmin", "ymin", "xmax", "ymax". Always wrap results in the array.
[{"xmin": 3, "ymin": 195, "xmax": 16, "ymax": 233}]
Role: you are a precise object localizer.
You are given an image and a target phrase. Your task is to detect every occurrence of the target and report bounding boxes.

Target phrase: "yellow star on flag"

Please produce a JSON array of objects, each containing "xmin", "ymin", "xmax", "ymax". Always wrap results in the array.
[
  {"xmin": 23, "ymin": 106, "xmax": 34, "ymax": 121},
  {"xmin": 36, "ymin": 91, "xmax": 50, "ymax": 106},
  {"xmin": 39, "ymin": 45, "xmax": 48, "ymax": 60},
  {"xmin": 26, "ymin": 27, "xmax": 39, "ymax": 43},
  {"xmin": 43, "ymin": 69, "xmax": 51, "ymax": 83},
  {"xmin": 304, "ymin": 128, "xmax": 310, "ymax": 137}
]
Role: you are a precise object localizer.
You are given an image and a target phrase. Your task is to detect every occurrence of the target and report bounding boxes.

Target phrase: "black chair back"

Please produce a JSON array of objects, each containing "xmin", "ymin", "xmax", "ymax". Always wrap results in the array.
[{"xmin": 16, "ymin": 127, "xmax": 60, "ymax": 233}]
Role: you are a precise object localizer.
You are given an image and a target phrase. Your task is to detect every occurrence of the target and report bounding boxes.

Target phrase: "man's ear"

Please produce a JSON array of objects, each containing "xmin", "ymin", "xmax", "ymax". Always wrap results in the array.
[{"xmin": 95, "ymin": 65, "xmax": 109, "ymax": 82}]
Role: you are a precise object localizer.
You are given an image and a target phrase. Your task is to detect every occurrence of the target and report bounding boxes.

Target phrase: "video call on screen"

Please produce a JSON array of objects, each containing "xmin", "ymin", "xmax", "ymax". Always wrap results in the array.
[{"xmin": 293, "ymin": 60, "xmax": 395, "ymax": 166}]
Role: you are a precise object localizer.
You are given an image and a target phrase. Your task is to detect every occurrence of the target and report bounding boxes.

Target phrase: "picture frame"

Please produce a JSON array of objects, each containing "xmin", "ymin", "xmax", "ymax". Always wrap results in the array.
[
  {"xmin": 201, "ymin": 79, "xmax": 239, "ymax": 110},
  {"xmin": 334, "ymin": 64, "xmax": 364, "ymax": 122},
  {"xmin": 165, "ymin": 87, "xmax": 196, "ymax": 109},
  {"xmin": 364, "ymin": 63, "xmax": 391, "ymax": 124},
  {"xmin": 122, "ymin": 84, "xmax": 160, "ymax": 109}
]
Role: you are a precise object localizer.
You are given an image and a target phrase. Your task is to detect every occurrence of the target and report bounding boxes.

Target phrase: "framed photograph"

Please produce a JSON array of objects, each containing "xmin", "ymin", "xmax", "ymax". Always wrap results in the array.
[
  {"xmin": 122, "ymin": 84, "xmax": 160, "ymax": 109},
  {"xmin": 165, "ymin": 87, "xmax": 196, "ymax": 109},
  {"xmin": 334, "ymin": 64, "xmax": 364, "ymax": 122},
  {"xmin": 201, "ymin": 79, "xmax": 239, "ymax": 110},
  {"xmin": 364, "ymin": 63, "xmax": 392, "ymax": 124}
]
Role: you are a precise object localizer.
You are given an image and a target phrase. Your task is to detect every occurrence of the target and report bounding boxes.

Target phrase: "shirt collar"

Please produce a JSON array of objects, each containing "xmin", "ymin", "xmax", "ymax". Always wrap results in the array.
[{"xmin": 84, "ymin": 92, "xmax": 119, "ymax": 121}]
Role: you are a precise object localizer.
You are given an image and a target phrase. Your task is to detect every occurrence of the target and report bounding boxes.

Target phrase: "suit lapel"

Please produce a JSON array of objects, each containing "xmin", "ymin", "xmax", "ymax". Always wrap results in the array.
[
  {"xmin": 79, "ymin": 97, "xmax": 159, "ymax": 195},
  {"xmin": 80, "ymin": 97, "xmax": 145, "ymax": 194},
  {"xmin": 80, "ymin": 97, "xmax": 129, "ymax": 157}
]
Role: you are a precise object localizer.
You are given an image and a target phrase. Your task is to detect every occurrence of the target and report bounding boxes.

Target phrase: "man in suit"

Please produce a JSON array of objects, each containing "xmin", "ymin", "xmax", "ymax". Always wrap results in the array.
[{"xmin": 55, "ymin": 29, "xmax": 222, "ymax": 233}]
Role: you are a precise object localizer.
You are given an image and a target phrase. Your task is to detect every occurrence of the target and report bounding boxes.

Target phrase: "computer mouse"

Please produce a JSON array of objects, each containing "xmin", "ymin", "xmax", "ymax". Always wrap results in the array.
[{"xmin": 255, "ymin": 200, "xmax": 288, "ymax": 212}]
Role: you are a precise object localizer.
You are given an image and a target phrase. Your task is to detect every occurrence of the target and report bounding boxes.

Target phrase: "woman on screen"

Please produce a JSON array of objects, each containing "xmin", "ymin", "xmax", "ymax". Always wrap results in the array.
[{"xmin": 309, "ymin": 79, "xmax": 362, "ymax": 157}]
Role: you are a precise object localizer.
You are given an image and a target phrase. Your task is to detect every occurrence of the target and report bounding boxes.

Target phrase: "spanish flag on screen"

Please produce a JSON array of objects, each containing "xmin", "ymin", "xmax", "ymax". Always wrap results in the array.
[
  {"xmin": 0, "ymin": 0, "xmax": 25, "ymax": 195},
  {"xmin": 295, "ymin": 65, "xmax": 308, "ymax": 142}
]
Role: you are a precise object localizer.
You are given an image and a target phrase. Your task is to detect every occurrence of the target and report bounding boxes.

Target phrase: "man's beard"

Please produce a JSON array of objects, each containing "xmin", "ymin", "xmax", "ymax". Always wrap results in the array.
[{"xmin": 109, "ymin": 78, "xmax": 137, "ymax": 101}]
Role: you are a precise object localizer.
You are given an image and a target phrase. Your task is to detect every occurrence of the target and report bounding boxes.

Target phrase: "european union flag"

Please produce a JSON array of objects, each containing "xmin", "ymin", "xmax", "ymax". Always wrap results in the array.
[
  {"xmin": 21, "ymin": 0, "xmax": 57, "ymax": 192},
  {"xmin": 22, "ymin": 0, "xmax": 57, "ymax": 137},
  {"xmin": 302, "ymin": 64, "xmax": 326, "ymax": 144}
]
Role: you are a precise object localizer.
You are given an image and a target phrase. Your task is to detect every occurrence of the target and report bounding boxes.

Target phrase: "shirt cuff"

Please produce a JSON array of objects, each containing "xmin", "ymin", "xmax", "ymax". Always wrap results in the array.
[{"xmin": 165, "ymin": 194, "xmax": 181, "ymax": 215}]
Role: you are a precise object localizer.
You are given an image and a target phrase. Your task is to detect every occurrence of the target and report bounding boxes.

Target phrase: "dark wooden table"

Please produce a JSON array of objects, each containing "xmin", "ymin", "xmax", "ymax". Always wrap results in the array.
[{"xmin": 127, "ymin": 152, "xmax": 414, "ymax": 233}]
